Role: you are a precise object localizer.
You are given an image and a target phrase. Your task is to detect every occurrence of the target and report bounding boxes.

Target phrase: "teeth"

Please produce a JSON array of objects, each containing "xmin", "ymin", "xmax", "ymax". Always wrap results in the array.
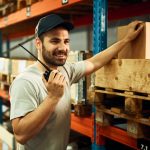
[
  {"xmin": 55, "ymin": 55, "xmax": 65, "ymax": 58},
  {"xmin": 57, "ymin": 55, "xmax": 64, "ymax": 56}
]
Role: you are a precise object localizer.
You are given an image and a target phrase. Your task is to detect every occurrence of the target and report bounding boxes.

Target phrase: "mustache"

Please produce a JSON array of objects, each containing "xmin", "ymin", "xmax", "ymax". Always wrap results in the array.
[{"xmin": 53, "ymin": 50, "xmax": 68, "ymax": 56}]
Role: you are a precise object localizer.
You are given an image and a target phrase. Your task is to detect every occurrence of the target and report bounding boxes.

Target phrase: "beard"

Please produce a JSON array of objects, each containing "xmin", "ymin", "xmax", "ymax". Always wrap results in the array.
[{"xmin": 42, "ymin": 45, "xmax": 68, "ymax": 67}]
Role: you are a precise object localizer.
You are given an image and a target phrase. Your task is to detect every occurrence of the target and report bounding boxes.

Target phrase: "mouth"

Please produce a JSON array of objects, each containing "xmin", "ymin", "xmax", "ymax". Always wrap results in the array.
[
  {"xmin": 54, "ymin": 52, "xmax": 67, "ymax": 60},
  {"xmin": 55, "ymin": 54, "xmax": 66, "ymax": 59}
]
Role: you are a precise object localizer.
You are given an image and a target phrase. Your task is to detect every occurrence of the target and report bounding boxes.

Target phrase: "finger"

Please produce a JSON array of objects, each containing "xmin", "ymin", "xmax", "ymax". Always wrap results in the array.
[
  {"xmin": 59, "ymin": 75, "xmax": 66, "ymax": 83},
  {"xmin": 135, "ymin": 22, "xmax": 144, "ymax": 31},
  {"xmin": 129, "ymin": 21, "xmax": 143, "ymax": 29},
  {"xmin": 54, "ymin": 72, "xmax": 64, "ymax": 81},
  {"xmin": 49, "ymin": 70, "xmax": 59, "ymax": 81},
  {"xmin": 62, "ymin": 77, "xmax": 66, "ymax": 86},
  {"xmin": 57, "ymin": 77, "xmax": 66, "ymax": 89},
  {"xmin": 134, "ymin": 23, "xmax": 144, "ymax": 35},
  {"xmin": 42, "ymin": 75, "xmax": 47, "ymax": 85},
  {"xmin": 132, "ymin": 20, "xmax": 144, "ymax": 25},
  {"xmin": 138, "ymin": 23, "xmax": 144, "ymax": 30},
  {"xmin": 134, "ymin": 20, "xmax": 144, "ymax": 24},
  {"xmin": 53, "ymin": 72, "xmax": 66, "ymax": 87}
]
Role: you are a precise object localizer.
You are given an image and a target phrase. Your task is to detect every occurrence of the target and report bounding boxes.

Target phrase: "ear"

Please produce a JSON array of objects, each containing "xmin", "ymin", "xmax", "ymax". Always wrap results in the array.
[{"xmin": 35, "ymin": 38, "xmax": 42, "ymax": 50}]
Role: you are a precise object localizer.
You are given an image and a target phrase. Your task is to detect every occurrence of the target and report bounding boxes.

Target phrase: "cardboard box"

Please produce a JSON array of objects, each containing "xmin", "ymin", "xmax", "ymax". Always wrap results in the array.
[{"xmin": 117, "ymin": 22, "xmax": 150, "ymax": 59}]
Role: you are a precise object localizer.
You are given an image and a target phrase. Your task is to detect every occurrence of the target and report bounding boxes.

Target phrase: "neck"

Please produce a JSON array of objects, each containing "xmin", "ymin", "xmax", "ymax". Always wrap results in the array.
[{"xmin": 35, "ymin": 61, "xmax": 58, "ymax": 72}]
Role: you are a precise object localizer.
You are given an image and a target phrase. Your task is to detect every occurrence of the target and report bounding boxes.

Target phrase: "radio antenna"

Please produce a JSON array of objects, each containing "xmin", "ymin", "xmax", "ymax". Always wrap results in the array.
[{"xmin": 18, "ymin": 44, "xmax": 50, "ymax": 71}]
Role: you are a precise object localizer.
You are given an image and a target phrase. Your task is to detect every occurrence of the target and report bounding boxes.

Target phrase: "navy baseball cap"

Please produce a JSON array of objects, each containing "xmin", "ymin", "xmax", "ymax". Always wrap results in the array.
[{"xmin": 35, "ymin": 14, "xmax": 74, "ymax": 37}]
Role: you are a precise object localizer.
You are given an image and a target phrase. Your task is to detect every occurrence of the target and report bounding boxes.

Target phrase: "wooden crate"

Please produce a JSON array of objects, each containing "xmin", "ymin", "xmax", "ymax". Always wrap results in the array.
[
  {"xmin": 95, "ymin": 59, "xmax": 150, "ymax": 94},
  {"xmin": 117, "ymin": 22, "xmax": 150, "ymax": 59},
  {"xmin": 95, "ymin": 87, "xmax": 150, "ymax": 138}
]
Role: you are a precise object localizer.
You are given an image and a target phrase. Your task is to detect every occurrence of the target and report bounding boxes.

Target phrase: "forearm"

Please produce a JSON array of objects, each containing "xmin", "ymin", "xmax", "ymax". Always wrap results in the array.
[
  {"xmin": 85, "ymin": 21, "xmax": 144, "ymax": 75},
  {"xmin": 94, "ymin": 39, "xmax": 128, "ymax": 66},
  {"xmin": 85, "ymin": 39, "xmax": 128, "ymax": 74},
  {"xmin": 13, "ymin": 96, "xmax": 58, "ymax": 143}
]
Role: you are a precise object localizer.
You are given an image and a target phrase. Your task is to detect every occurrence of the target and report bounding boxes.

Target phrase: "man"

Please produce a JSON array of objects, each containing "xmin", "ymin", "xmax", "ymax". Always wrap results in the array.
[{"xmin": 10, "ymin": 14, "xmax": 144, "ymax": 150}]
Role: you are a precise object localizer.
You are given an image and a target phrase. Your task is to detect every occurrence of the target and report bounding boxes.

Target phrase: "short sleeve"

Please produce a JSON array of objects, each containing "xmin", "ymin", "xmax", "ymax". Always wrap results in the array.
[
  {"xmin": 10, "ymin": 78, "xmax": 39, "ymax": 120},
  {"xmin": 64, "ymin": 61, "xmax": 86, "ymax": 84}
]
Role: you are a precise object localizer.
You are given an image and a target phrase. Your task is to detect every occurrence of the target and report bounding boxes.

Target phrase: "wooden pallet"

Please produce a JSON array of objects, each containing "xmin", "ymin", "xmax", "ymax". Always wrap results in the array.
[
  {"xmin": 96, "ymin": 109, "xmax": 150, "ymax": 139},
  {"xmin": 94, "ymin": 87, "xmax": 150, "ymax": 138},
  {"xmin": 95, "ymin": 87, "xmax": 150, "ymax": 117},
  {"xmin": 95, "ymin": 59, "xmax": 150, "ymax": 94}
]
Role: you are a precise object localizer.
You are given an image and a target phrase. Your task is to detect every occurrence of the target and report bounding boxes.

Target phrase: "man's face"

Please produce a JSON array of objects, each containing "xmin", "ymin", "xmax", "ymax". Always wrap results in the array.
[{"xmin": 41, "ymin": 27, "xmax": 70, "ymax": 67}]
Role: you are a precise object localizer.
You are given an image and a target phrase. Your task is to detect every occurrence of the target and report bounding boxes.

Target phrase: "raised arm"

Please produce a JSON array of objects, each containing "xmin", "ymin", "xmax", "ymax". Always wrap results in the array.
[{"xmin": 84, "ymin": 21, "xmax": 144, "ymax": 75}]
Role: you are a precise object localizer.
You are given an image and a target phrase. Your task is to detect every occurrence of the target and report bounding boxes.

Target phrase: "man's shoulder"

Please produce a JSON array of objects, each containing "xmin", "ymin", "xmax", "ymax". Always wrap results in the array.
[{"xmin": 13, "ymin": 64, "xmax": 41, "ymax": 84}]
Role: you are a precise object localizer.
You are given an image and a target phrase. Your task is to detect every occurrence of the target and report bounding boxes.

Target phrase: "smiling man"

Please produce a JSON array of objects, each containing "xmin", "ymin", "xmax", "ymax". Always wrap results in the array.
[{"xmin": 10, "ymin": 14, "xmax": 144, "ymax": 150}]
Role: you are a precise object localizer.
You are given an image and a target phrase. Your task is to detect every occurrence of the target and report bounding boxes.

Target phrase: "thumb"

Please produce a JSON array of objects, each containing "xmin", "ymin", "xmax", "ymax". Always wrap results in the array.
[{"xmin": 42, "ymin": 74, "xmax": 47, "ymax": 86}]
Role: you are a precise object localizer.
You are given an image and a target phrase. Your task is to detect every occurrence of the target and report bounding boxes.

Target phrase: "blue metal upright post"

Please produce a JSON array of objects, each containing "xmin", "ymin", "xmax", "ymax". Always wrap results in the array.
[
  {"xmin": 93, "ymin": 0, "xmax": 107, "ymax": 55},
  {"xmin": 6, "ymin": 38, "xmax": 10, "ymax": 58},
  {"xmin": 92, "ymin": 0, "xmax": 108, "ymax": 149}
]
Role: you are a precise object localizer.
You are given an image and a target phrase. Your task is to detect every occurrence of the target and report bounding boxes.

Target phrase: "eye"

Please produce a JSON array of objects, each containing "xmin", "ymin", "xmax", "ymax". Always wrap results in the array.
[
  {"xmin": 50, "ymin": 39, "xmax": 60, "ymax": 44},
  {"xmin": 65, "ymin": 39, "xmax": 70, "ymax": 44}
]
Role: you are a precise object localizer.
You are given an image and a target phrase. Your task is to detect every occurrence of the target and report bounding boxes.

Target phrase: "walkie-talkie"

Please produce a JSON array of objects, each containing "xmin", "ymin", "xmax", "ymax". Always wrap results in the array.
[{"xmin": 18, "ymin": 44, "xmax": 51, "ymax": 81}]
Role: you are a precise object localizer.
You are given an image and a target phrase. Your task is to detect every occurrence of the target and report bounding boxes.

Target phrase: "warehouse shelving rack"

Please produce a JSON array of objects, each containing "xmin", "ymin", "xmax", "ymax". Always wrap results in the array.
[{"xmin": 0, "ymin": 0, "xmax": 150, "ymax": 149}]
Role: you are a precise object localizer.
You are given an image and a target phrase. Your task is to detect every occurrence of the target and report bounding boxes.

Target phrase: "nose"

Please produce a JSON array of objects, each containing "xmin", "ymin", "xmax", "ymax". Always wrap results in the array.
[{"xmin": 57, "ymin": 42, "xmax": 68, "ymax": 51}]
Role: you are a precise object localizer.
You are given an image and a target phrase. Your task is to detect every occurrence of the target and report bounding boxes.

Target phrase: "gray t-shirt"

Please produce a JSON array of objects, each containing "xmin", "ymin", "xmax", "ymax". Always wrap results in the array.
[{"xmin": 10, "ymin": 61, "xmax": 86, "ymax": 150}]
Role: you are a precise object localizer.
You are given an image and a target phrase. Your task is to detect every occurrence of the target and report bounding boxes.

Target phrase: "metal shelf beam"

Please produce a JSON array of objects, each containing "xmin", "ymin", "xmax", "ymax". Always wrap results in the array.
[
  {"xmin": 71, "ymin": 113, "xmax": 94, "ymax": 139},
  {"xmin": 0, "ymin": 0, "xmax": 85, "ymax": 29}
]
